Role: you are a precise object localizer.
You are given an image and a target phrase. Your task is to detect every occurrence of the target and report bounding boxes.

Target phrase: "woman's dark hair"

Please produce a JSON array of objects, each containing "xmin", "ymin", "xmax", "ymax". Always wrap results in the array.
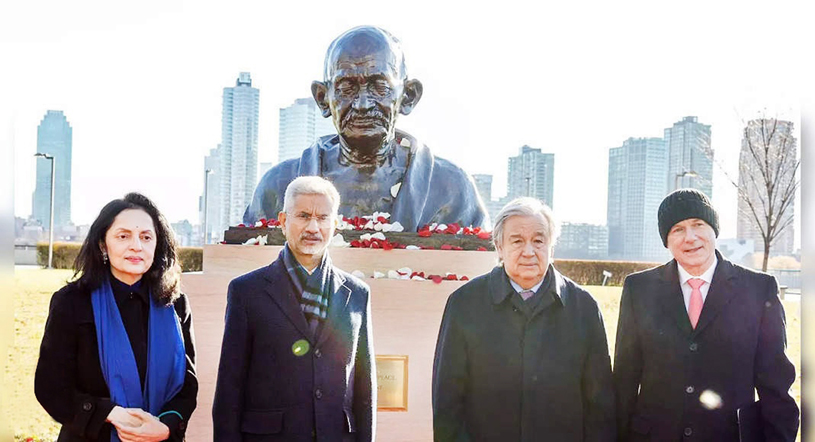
[{"xmin": 73, "ymin": 192, "xmax": 181, "ymax": 305}]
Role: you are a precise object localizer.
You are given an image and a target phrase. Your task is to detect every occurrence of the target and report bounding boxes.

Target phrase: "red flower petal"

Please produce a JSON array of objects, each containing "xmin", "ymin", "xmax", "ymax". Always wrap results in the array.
[
  {"xmin": 446, "ymin": 274, "xmax": 457, "ymax": 280},
  {"xmin": 238, "ymin": 223, "xmax": 246, "ymax": 228},
  {"xmin": 453, "ymin": 246, "xmax": 463, "ymax": 251},
  {"xmin": 350, "ymin": 240, "xmax": 362, "ymax": 248},
  {"xmin": 477, "ymin": 231, "xmax": 491, "ymax": 240},
  {"xmin": 418, "ymin": 230, "xmax": 432, "ymax": 237},
  {"xmin": 382, "ymin": 241, "xmax": 395, "ymax": 250},
  {"xmin": 440, "ymin": 244, "xmax": 453, "ymax": 250},
  {"xmin": 477, "ymin": 246, "xmax": 487, "ymax": 251},
  {"xmin": 430, "ymin": 275, "xmax": 443, "ymax": 284},
  {"xmin": 460, "ymin": 276, "xmax": 469, "ymax": 281}
]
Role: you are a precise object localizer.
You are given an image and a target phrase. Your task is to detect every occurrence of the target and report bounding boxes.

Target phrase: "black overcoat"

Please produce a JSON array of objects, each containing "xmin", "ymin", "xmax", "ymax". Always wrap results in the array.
[
  {"xmin": 432, "ymin": 265, "xmax": 616, "ymax": 441},
  {"xmin": 212, "ymin": 253, "xmax": 376, "ymax": 441},
  {"xmin": 613, "ymin": 251, "xmax": 799, "ymax": 441},
  {"xmin": 34, "ymin": 283, "xmax": 198, "ymax": 441}
]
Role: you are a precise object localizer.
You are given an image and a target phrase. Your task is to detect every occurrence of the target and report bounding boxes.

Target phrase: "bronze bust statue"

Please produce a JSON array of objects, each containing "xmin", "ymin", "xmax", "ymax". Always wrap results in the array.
[{"xmin": 244, "ymin": 26, "xmax": 489, "ymax": 231}]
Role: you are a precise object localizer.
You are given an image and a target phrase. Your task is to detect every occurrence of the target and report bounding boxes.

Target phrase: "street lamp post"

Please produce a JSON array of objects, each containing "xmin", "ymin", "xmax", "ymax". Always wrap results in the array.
[
  {"xmin": 203, "ymin": 169, "xmax": 214, "ymax": 245},
  {"xmin": 34, "ymin": 153, "xmax": 55, "ymax": 269},
  {"xmin": 675, "ymin": 170, "xmax": 698, "ymax": 190}
]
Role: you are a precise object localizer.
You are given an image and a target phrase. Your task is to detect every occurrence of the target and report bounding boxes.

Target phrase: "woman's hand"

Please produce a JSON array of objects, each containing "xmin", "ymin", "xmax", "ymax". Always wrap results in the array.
[
  {"xmin": 106, "ymin": 406, "xmax": 142, "ymax": 428},
  {"xmin": 111, "ymin": 408, "xmax": 170, "ymax": 442}
]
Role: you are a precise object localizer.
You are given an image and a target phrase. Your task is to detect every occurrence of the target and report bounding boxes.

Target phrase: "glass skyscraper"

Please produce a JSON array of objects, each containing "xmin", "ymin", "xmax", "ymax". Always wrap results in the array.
[
  {"xmin": 607, "ymin": 137, "xmax": 670, "ymax": 262},
  {"xmin": 506, "ymin": 145, "xmax": 555, "ymax": 208},
  {"xmin": 278, "ymin": 98, "xmax": 335, "ymax": 163},
  {"xmin": 32, "ymin": 110, "xmax": 72, "ymax": 229},
  {"xmin": 665, "ymin": 116, "xmax": 713, "ymax": 195},
  {"xmin": 219, "ymin": 72, "xmax": 260, "ymax": 228}
]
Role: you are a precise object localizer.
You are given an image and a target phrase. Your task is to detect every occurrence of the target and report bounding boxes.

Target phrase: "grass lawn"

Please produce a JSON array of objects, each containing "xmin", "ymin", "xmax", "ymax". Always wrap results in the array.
[{"xmin": 5, "ymin": 268, "xmax": 802, "ymax": 441}]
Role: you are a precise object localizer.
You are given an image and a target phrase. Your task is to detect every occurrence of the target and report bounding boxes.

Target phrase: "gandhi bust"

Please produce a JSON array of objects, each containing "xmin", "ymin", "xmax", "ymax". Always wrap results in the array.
[{"xmin": 244, "ymin": 26, "xmax": 489, "ymax": 231}]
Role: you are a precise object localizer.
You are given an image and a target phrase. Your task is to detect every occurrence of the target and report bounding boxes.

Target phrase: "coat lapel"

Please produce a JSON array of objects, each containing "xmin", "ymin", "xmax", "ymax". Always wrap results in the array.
[
  {"xmin": 692, "ymin": 252, "xmax": 737, "ymax": 336},
  {"xmin": 316, "ymin": 269, "xmax": 352, "ymax": 347},
  {"xmin": 659, "ymin": 260, "xmax": 694, "ymax": 336},
  {"xmin": 262, "ymin": 258, "xmax": 313, "ymax": 341}
]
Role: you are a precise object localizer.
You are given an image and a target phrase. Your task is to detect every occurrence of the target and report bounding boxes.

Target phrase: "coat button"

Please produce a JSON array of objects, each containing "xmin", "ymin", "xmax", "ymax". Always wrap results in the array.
[
  {"xmin": 82, "ymin": 402, "xmax": 93, "ymax": 411},
  {"xmin": 684, "ymin": 427, "xmax": 693, "ymax": 436},
  {"xmin": 689, "ymin": 343, "xmax": 698, "ymax": 352},
  {"xmin": 315, "ymin": 388, "xmax": 323, "ymax": 399},
  {"xmin": 685, "ymin": 385, "xmax": 695, "ymax": 394},
  {"xmin": 179, "ymin": 421, "xmax": 186, "ymax": 430},
  {"xmin": 314, "ymin": 348, "xmax": 322, "ymax": 358}
]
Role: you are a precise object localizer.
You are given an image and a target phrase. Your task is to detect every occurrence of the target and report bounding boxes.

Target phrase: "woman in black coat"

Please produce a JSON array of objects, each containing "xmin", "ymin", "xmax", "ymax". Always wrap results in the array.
[{"xmin": 35, "ymin": 193, "xmax": 197, "ymax": 442}]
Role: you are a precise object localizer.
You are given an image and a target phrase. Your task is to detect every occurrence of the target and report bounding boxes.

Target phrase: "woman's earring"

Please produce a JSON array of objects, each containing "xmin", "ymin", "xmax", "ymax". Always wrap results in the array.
[{"xmin": 102, "ymin": 251, "xmax": 108, "ymax": 264}]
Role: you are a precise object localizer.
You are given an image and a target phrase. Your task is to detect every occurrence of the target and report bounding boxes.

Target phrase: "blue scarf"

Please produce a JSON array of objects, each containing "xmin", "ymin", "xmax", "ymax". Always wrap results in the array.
[{"xmin": 91, "ymin": 276, "xmax": 186, "ymax": 442}]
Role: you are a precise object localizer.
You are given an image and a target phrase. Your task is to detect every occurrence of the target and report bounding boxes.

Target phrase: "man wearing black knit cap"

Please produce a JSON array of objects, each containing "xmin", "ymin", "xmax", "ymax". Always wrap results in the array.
[{"xmin": 613, "ymin": 188, "xmax": 799, "ymax": 441}]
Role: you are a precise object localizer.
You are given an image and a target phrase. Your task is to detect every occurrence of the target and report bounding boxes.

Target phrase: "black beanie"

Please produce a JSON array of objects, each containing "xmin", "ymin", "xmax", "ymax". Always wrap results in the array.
[{"xmin": 657, "ymin": 188, "xmax": 719, "ymax": 247}]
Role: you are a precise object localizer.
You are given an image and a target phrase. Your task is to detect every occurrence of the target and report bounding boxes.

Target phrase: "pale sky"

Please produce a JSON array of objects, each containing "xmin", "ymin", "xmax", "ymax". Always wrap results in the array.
[{"xmin": 1, "ymin": 0, "xmax": 805, "ymax": 246}]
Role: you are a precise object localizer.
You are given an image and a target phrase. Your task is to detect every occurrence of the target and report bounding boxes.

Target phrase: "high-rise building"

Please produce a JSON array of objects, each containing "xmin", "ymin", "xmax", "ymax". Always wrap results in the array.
[
  {"xmin": 736, "ymin": 118, "xmax": 796, "ymax": 256},
  {"xmin": 219, "ymin": 73, "xmax": 260, "ymax": 228},
  {"xmin": 556, "ymin": 223, "xmax": 609, "ymax": 259},
  {"xmin": 665, "ymin": 116, "xmax": 713, "ymax": 195},
  {"xmin": 32, "ymin": 110, "xmax": 72, "ymax": 229},
  {"xmin": 200, "ymin": 146, "xmax": 222, "ymax": 243},
  {"xmin": 471, "ymin": 173, "xmax": 493, "ymax": 204},
  {"xmin": 506, "ymin": 146, "xmax": 555, "ymax": 207},
  {"xmin": 279, "ymin": 98, "xmax": 336, "ymax": 162},
  {"xmin": 607, "ymin": 137, "xmax": 670, "ymax": 262}
]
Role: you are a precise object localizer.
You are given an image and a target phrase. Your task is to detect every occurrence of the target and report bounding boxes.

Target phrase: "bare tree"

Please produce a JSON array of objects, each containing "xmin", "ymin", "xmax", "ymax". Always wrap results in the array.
[{"xmin": 732, "ymin": 118, "xmax": 799, "ymax": 271}]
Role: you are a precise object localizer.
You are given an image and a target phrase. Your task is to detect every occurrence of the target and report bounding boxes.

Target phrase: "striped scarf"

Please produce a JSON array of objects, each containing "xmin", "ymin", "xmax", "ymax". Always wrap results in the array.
[{"xmin": 282, "ymin": 243, "xmax": 332, "ymax": 335}]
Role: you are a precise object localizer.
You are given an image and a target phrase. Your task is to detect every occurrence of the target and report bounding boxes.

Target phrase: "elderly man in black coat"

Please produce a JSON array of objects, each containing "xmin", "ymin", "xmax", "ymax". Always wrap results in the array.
[
  {"xmin": 613, "ymin": 189, "xmax": 799, "ymax": 441},
  {"xmin": 432, "ymin": 197, "xmax": 616, "ymax": 442}
]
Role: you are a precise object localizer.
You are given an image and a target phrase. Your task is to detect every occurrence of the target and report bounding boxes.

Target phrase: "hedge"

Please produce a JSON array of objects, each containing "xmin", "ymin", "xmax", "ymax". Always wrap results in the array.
[
  {"xmin": 36, "ymin": 243, "xmax": 204, "ymax": 273},
  {"xmin": 37, "ymin": 243, "xmax": 659, "ymax": 286},
  {"xmin": 553, "ymin": 259, "xmax": 660, "ymax": 286}
]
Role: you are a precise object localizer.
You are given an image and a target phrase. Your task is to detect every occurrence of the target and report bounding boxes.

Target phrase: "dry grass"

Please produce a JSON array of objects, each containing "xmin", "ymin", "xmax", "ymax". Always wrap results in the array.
[{"xmin": 5, "ymin": 269, "xmax": 802, "ymax": 441}]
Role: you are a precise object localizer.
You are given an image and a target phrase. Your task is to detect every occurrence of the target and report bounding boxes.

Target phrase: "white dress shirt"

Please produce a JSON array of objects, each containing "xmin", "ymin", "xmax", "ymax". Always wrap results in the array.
[
  {"xmin": 509, "ymin": 278, "xmax": 545, "ymax": 296},
  {"xmin": 676, "ymin": 255, "xmax": 718, "ymax": 312}
]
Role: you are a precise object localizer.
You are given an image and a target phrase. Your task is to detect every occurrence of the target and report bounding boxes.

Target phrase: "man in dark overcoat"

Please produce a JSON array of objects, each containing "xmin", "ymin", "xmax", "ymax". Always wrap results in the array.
[
  {"xmin": 432, "ymin": 197, "xmax": 616, "ymax": 441},
  {"xmin": 213, "ymin": 176, "xmax": 375, "ymax": 441},
  {"xmin": 613, "ymin": 188, "xmax": 799, "ymax": 441}
]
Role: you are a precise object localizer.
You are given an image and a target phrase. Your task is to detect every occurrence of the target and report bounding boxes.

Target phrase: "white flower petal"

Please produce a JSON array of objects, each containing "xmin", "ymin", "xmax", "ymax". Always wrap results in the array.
[
  {"xmin": 373, "ymin": 271, "xmax": 385, "ymax": 279},
  {"xmin": 351, "ymin": 270, "xmax": 365, "ymax": 279},
  {"xmin": 405, "ymin": 245, "xmax": 420, "ymax": 250},
  {"xmin": 390, "ymin": 221, "xmax": 404, "ymax": 232},
  {"xmin": 371, "ymin": 232, "xmax": 386, "ymax": 240},
  {"xmin": 390, "ymin": 183, "xmax": 401, "ymax": 198}
]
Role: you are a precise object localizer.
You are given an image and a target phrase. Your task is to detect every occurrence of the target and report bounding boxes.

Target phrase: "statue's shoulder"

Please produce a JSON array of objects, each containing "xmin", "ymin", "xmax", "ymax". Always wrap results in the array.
[{"xmin": 258, "ymin": 157, "xmax": 300, "ymax": 191}]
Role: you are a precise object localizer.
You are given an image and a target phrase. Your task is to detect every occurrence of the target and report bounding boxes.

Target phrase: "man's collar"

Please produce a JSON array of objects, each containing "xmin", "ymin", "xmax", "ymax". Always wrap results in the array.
[
  {"xmin": 677, "ymin": 254, "xmax": 718, "ymax": 285},
  {"xmin": 508, "ymin": 278, "xmax": 545, "ymax": 295},
  {"xmin": 491, "ymin": 264, "xmax": 564, "ymax": 305}
]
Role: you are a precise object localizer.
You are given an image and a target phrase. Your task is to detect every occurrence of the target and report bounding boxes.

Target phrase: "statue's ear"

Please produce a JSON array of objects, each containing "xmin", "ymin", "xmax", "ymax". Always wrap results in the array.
[
  {"xmin": 311, "ymin": 81, "xmax": 332, "ymax": 117},
  {"xmin": 399, "ymin": 79, "xmax": 423, "ymax": 115}
]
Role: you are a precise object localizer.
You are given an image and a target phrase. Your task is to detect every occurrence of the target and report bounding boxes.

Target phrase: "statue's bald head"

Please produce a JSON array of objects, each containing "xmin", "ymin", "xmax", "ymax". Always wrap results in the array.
[{"xmin": 323, "ymin": 26, "xmax": 408, "ymax": 83}]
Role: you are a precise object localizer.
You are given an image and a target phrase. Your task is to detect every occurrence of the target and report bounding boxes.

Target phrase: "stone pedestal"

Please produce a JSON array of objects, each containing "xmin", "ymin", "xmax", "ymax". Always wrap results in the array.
[{"xmin": 181, "ymin": 245, "xmax": 497, "ymax": 441}]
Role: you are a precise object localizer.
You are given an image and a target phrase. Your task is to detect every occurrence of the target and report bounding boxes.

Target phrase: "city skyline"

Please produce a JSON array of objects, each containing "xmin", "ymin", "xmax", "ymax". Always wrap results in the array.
[{"xmin": 4, "ymin": 1, "xmax": 803, "ymax": 249}]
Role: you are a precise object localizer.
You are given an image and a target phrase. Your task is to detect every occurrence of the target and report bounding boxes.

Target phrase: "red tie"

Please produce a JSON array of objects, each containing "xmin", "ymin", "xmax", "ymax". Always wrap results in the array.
[{"xmin": 687, "ymin": 278, "xmax": 704, "ymax": 329}]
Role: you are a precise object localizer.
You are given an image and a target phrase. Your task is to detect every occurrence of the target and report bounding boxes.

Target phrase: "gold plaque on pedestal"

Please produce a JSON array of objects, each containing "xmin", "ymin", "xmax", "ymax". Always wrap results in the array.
[{"xmin": 376, "ymin": 355, "xmax": 408, "ymax": 411}]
